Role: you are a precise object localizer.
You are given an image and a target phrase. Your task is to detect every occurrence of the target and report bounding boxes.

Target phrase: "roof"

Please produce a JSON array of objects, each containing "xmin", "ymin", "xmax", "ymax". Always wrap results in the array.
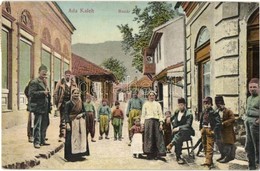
[
  {"xmin": 71, "ymin": 53, "xmax": 117, "ymax": 82},
  {"xmin": 153, "ymin": 62, "xmax": 184, "ymax": 81},
  {"xmin": 130, "ymin": 75, "xmax": 153, "ymax": 88}
]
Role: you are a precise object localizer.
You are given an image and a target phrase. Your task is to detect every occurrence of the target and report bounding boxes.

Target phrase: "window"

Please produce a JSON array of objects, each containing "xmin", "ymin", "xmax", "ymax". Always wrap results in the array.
[
  {"xmin": 2, "ymin": 28, "xmax": 8, "ymax": 89},
  {"xmin": 195, "ymin": 27, "xmax": 211, "ymax": 119},
  {"xmin": 19, "ymin": 38, "xmax": 32, "ymax": 110},
  {"xmin": 42, "ymin": 49, "xmax": 51, "ymax": 90},
  {"xmin": 54, "ymin": 56, "xmax": 61, "ymax": 86},
  {"xmin": 64, "ymin": 62, "xmax": 69, "ymax": 73}
]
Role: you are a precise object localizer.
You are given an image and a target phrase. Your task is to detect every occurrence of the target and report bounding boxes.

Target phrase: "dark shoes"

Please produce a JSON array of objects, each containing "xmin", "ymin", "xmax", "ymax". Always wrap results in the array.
[
  {"xmin": 105, "ymin": 136, "xmax": 110, "ymax": 139},
  {"xmin": 216, "ymin": 156, "xmax": 225, "ymax": 162},
  {"xmin": 219, "ymin": 157, "xmax": 233, "ymax": 163},
  {"xmin": 28, "ymin": 136, "xmax": 34, "ymax": 143},
  {"xmin": 91, "ymin": 139, "xmax": 96, "ymax": 142},
  {"xmin": 99, "ymin": 136, "xmax": 103, "ymax": 140},
  {"xmin": 41, "ymin": 142, "xmax": 50, "ymax": 146},
  {"xmin": 114, "ymin": 138, "xmax": 117, "ymax": 141}
]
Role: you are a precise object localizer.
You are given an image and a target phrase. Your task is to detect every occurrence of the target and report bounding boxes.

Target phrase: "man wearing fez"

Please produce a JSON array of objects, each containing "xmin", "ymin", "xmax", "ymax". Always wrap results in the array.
[
  {"xmin": 244, "ymin": 78, "xmax": 259, "ymax": 170},
  {"xmin": 54, "ymin": 70, "xmax": 77, "ymax": 142},
  {"xmin": 215, "ymin": 96, "xmax": 236, "ymax": 163},
  {"xmin": 29, "ymin": 65, "xmax": 51, "ymax": 148},
  {"xmin": 199, "ymin": 97, "xmax": 221, "ymax": 168},
  {"xmin": 126, "ymin": 90, "xmax": 143, "ymax": 145},
  {"xmin": 166, "ymin": 98, "xmax": 195, "ymax": 164}
]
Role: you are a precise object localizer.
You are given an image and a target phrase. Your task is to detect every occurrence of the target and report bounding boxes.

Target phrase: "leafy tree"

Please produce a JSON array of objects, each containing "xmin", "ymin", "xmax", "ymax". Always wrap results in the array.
[
  {"xmin": 101, "ymin": 57, "xmax": 127, "ymax": 82},
  {"xmin": 118, "ymin": 2, "xmax": 177, "ymax": 72}
]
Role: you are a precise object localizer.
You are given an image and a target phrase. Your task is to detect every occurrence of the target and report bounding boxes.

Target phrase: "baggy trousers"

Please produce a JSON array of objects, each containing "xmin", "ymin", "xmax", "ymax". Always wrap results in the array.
[
  {"xmin": 201, "ymin": 127, "xmax": 214, "ymax": 165},
  {"xmin": 86, "ymin": 111, "xmax": 96, "ymax": 139},
  {"xmin": 99, "ymin": 115, "xmax": 109, "ymax": 136}
]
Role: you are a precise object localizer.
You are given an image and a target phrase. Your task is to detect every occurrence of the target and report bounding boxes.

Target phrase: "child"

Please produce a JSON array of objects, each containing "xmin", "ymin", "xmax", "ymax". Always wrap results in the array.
[
  {"xmin": 130, "ymin": 117, "xmax": 143, "ymax": 158},
  {"xmin": 97, "ymin": 99, "xmax": 111, "ymax": 140},
  {"xmin": 111, "ymin": 101, "xmax": 124, "ymax": 141},
  {"xmin": 163, "ymin": 111, "xmax": 172, "ymax": 153}
]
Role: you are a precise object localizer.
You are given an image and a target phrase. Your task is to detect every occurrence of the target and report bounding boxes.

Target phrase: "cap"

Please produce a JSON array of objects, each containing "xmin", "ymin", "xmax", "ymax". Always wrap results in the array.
[
  {"xmin": 178, "ymin": 97, "xmax": 186, "ymax": 104},
  {"xmin": 38, "ymin": 64, "xmax": 48, "ymax": 72},
  {"xmin": 215, "ymin": 96, "xmax": 225, "ymax": 105}
]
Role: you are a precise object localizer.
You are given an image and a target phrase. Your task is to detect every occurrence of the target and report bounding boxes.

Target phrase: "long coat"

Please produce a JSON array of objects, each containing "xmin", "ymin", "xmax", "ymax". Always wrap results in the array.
[{"xmin": 221, "ymin": 108, "xmax": 236, "ymax": 144}]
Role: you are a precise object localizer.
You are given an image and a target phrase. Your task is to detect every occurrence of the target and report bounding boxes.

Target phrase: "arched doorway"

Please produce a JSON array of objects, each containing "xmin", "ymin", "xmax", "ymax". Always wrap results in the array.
[
  {"xmin": 247, "ymin": 8, "xmax": 259, "ymax": 95},
  {"xmin": 195, "ymin": 27, "xmax": 210, "ymax": 120}
]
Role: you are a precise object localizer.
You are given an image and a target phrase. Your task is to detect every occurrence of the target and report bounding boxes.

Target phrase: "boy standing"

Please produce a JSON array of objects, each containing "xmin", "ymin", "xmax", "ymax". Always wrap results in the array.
[
  {"xmin": 111, "ymin": 101, "xmax": 124, "ymax": 141},
  {"xmin": 199, "ymin": 96, "xmax": 221, "ymax": 168}
]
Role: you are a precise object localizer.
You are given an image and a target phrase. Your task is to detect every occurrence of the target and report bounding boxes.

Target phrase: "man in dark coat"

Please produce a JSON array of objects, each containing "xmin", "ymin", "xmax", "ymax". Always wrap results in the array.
[
  {"xmin": 29, "ymin": 65, "xmax": 51, "ymax": 149},
  {"xmin": 199, "ymin": 96, "xmax": 221, "ymax": 168},
  {"xmin": 166, "ymin": 98, "xmax": 195, "ymax": 164},
  {"xmin": 215, "ymin": 96, "xmax": 236, "ymax": 163}
]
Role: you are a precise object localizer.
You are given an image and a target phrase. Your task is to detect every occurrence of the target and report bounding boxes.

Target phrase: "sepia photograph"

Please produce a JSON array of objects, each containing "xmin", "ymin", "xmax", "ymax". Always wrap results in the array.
[{"xmin": 1, "ymin": 1, "xmax": 259, "ymax": 170}]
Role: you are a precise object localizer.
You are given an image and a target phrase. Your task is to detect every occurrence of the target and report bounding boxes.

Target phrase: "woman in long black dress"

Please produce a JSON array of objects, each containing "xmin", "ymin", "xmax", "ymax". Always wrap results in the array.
[{"xmin": 64, "ymin": 88, "xmax": 89, "ymax": 161}]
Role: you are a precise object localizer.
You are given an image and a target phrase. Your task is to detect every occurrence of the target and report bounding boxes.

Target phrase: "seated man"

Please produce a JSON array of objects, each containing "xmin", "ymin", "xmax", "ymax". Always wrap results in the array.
[{"xmin": 167, "ymin": 98, "xmax": 195, "ymax": 164}]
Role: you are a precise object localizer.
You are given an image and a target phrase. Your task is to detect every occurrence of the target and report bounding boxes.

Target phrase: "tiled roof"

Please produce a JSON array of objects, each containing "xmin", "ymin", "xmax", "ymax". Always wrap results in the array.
[
  {"xmin": 130, "ymin": 75, "xmax": 152, "ymax": 88},
  {"xmin": 71, "ymin": 53, "xmax": 116, "ymax": 82}
]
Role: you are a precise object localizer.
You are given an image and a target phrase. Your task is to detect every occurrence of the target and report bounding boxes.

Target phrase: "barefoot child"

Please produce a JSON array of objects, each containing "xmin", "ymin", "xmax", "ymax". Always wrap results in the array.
[
  {"xmin": 130, "ymin": 117, "xmax": 143, "ymax": 158},
  {"xmin": 111, "ymin": 101, "xmax": 124, "ymax": 141}
]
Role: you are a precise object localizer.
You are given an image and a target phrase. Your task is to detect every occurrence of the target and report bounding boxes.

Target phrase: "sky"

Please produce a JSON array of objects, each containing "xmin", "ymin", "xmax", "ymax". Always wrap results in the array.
[{"xmin": 57, "ymin": 1, "xmax": 175, "ymax": 44}]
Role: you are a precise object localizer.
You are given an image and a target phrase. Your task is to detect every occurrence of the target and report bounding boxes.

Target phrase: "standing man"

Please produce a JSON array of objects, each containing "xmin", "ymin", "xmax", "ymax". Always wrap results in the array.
[
  {"xmin": 53, "ymin": 70, "xmax": 77, "ymax": 142},
  {"xmin": 215, "ymin": 96, "xmax": 236, "ymax": 163},
  {"xmin": 126, "ymin": 90, "xmax": 143, "ymax": 145},
  {"xmin": 84, "ymin": 93, "xmax": 97, "ymax": 142},
  {"xmin": 244, "ymin": 78, "xmax": 259, "ymax": 170},
  {"xmin": 166, "ymin": 98, "xmax": 195, "ymax": 164},
  {"xmin": 141, "ymin": 91, "xmax": 166, "ymax": 160},
  {"xmin": 199, "ymin": 97, "xmax": 221, "ymax": 168},
  {"xmin": 29, "ymin": 65, "xmax": 51, "ymax": 149}
]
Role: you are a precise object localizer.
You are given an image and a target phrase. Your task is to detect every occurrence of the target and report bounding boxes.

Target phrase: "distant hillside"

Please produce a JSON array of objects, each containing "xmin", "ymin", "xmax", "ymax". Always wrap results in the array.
[{"xmin": 72, "ymin": 41, "xmax": 142, "ymax": 82}]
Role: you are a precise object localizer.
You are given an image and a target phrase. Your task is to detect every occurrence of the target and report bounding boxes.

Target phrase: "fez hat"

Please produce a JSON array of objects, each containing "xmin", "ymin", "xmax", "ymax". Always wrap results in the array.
[
  {"xmin": 115, "ymin": 101, "xmax": 120, "ymax": 106},
  {"xmin": 215, "ymin": 96, "xmax": 225, "ymax": 105},
  {"xmin": 249, "ymin": 78, "xmax": 259, "ymax": 84},
  {"xmin": 203, "ymin": 96, "xmax": 213, "ymax": 105},
  {"xmin": 65, "ymin": 70, "xmax": 72, "ymax": 75},
  {"xmin": 178, "ymin": 97, "xmax": 186, "ymax": 104},
  {"xmin": 38, "ymin": 64, "xmax": 48, "ymax": 72}
]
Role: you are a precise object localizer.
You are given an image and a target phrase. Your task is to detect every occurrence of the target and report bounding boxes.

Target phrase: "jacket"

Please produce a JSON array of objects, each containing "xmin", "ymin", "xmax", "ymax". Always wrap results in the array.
[
  {"xmin": 171, "ymin": 109, "xmax": 195, "ymax": 136},
  {"xmin": 219, "ymin": 108, "xmax": 236, "ymax": 144},
  {"xmin": 28, "ymin": 78, "xmax": 50, "ymax": 114},
  {"xmin": 199, "ymin": 107, "xmax": 221, "ymax": 139}
]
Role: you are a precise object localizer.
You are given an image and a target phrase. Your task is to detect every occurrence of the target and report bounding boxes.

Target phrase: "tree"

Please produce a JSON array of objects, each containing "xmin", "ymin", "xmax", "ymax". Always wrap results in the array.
[
  {"xmin": 101, "ymin": 57, "xmax": 127, "ymax": 82},
  {"xmin": 118, "ymin": 2, "xmax": 177, "ymax": 72}
]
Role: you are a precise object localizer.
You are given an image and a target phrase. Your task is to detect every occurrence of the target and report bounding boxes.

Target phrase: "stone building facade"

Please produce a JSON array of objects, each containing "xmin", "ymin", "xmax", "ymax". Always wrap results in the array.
[
  {"xmin": 1, "ymin": 2, "xmax": 75, "ymax": 128},
  {"xmin": 175, "ymin": 2, "xmax": 259, "ymax": 120}
]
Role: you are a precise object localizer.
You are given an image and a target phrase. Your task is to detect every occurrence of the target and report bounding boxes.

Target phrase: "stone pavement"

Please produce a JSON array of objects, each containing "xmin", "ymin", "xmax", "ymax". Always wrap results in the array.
[{"xmin": 2, "ymin": 114, "xmax": 63, "ymax": 169}]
